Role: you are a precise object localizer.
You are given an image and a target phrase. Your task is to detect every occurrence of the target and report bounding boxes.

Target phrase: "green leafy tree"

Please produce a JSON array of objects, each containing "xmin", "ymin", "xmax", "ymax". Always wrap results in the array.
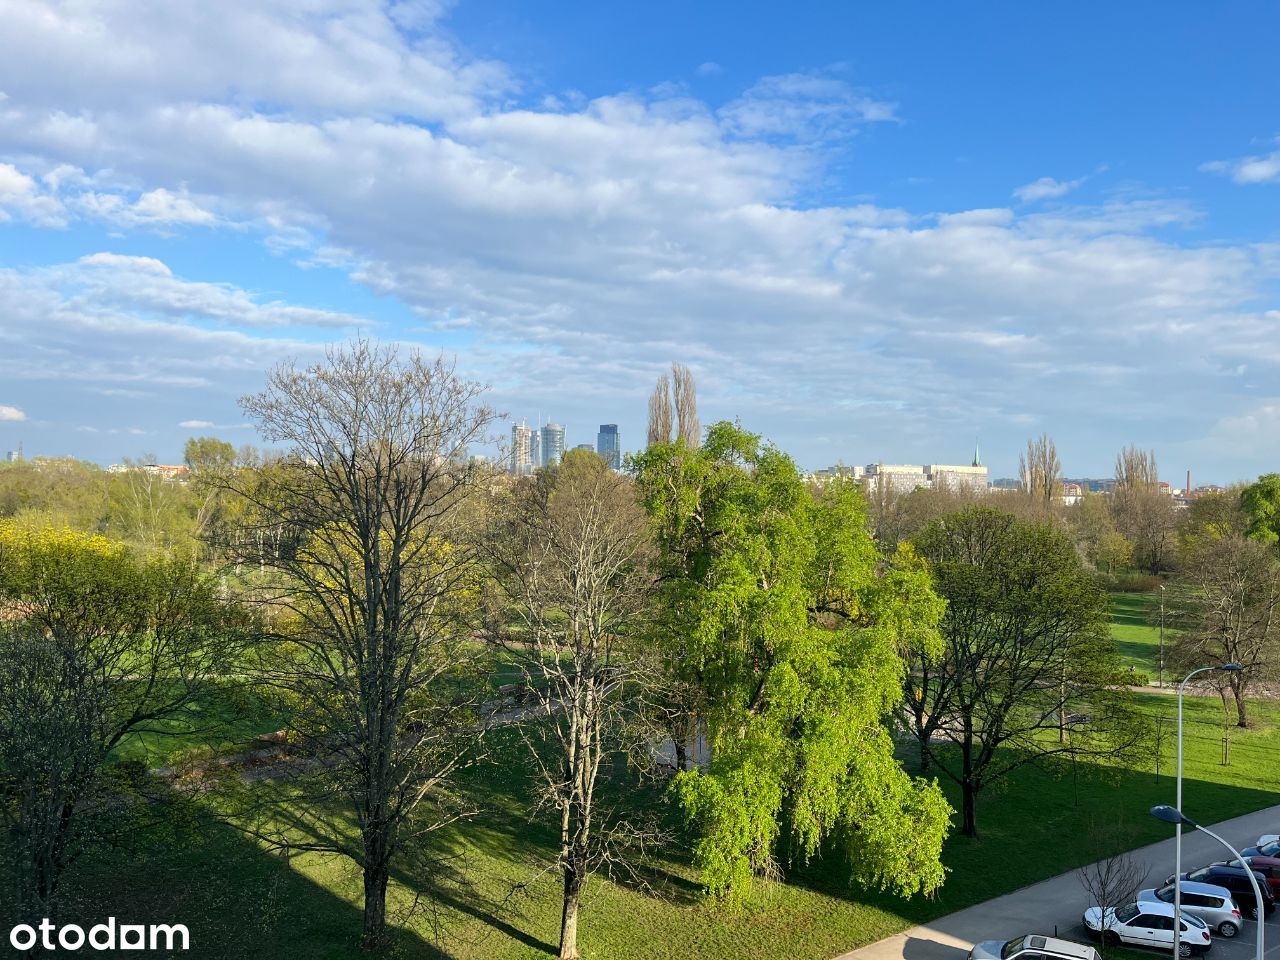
[
  {"xmin": 909, "ymin": 507, "xmax": 1146, "ymax": 837},
  {"xmin": 633, "ymin": 422, "xmax": 951, "ymax": 903},
  {"xmin": 0, "ymin": 523, "xmax": 244, "ymax": 928},
  {"xmin": 1167, "ymin": 531, "xmax": 1280, "ymax": 727},
  {"xmin": 1242, "ymin": 473, "xmax": 1280, "ymax": 546}
]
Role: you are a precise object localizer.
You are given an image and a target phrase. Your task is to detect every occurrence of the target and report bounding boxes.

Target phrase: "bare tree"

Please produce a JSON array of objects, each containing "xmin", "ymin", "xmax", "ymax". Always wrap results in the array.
[
  {"xmin": 1167, "ymin": 533, "xmax": 1280, "ymax": 727},
  {"xmin": 1019, "ymin": 433, "xmax": 1063, "ymax": 514},
  {"xmin": 483, "ymin": 450, "xmax": 661, "ymax": 960},
  {"xmin": 646, "ymin": 373, "xmax": 674, "ymax": 448},
  {"xmin": 647, "ymin": 363, "xmax": 700, "ymax": 449},
  {"xmin": 233, "ymin": 341, "xmax": 497, "ymax": 951},
  {"xmin": 1077, "ymin": 819, "xmax": 1150, "ymax": 955},
  {"xmin": 1112, "ymin": 446, "xmax": 1175, "ymax": 573},
  {"xmin": 1114, "ymin": 444, "xmax": 1159, "ymax": 493},
  {"xmin": 671, "ymin": 362, "xmax": 700, "ymax": 449}
]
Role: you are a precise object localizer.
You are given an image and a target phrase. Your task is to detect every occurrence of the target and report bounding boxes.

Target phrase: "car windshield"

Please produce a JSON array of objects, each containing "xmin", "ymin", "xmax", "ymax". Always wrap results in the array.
[
  {"xmin": 1183, "ymin": 915, "xmax": 1208, "ymax": 930},
  {"xmin": 1189, "ymin": 868, "xmax": 1211, "ymax": 882},
  {"xmin": 1001, "ymin": 938, "xmax": 1026, "ymax": 960},
  {"xmin": 1155, "ymin": 886, "xmax": 1175, "ymax": 903},
  {"xmin": 1263, "ymin": 842, "xmax": 1280, "ymax": 858},
  {"xmin": 1116, "ymin": 905, "xmax": 1141, "ymax": 923}
]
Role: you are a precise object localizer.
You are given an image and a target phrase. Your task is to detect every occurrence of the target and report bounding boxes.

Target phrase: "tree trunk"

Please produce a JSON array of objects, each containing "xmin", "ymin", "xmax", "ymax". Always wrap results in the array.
[
  {"xmin": 361, "ymin": 839, "xmax": 390, "ymax": 953},
  {"xmin": 559, "ymin": 865, "xmax": 584, "ymax": 960},
  {"xmin": 673, "ymin": 735, "xmax": 688, "ymax": 774},
  {"xmin": 960, "ymin": 733, "xmax": 978, "ymax": 838},
  {"xmin": 960, "ymin": 778, "xmax": 978, "ymax": 838},
  {"xmin": 1232, "ymin": 682, "xmax": 1249, "ymax": 728}
]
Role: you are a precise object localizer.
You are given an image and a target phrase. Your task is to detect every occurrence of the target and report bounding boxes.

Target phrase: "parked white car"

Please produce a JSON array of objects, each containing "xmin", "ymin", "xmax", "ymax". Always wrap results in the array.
[
  {"xmin": 1083, "ymin": 900, "xmax": 1212, "ymax": 956},
  {"xmin": 1258, "ymin": 834, "xmax": 1279, "ymax": 847}
]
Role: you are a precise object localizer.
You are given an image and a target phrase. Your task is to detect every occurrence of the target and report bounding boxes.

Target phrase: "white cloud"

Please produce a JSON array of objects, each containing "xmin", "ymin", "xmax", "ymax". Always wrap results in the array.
[
  {"xmin": 0, "ymin": 161, "xmax": 65, "ymax": 225},
  {"xmin": 62, "ymin": 252, "xmax": 371, "ymax": 329},
  {"xmin": 696, "ymin": 62, "xmax": 724, "ymax": 77},
  {"xmin": 719, "ymin": 72, "xmax": 897, "ymax": 141},
  {"xmin": 1013, "ymin": 175, "xmax": 1086, "ymax": 203},
  {"xmin": 178, "ymin": 419, "xmax": 249, "ymax": 430},
  {"xmin": 0, "ymin": 404, "xmax": 26, "ymax": 422},
  {"xmin": 76, "ymin": 187, "xmax": 219, "ymax": 226},
  {"xmin": 0, "ymin": 2, "xmax": 1277, "ymax": 475},
  {"xmin": 1202, "ymin": 138, "xmax": 1280, "ymax": 185}
]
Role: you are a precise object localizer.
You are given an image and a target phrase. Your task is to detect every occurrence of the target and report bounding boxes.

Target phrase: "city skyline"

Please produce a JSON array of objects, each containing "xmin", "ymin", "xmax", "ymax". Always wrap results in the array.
[{"xmin": 1, "ymin": 3, "xmax": 1278, "ymax": 483}]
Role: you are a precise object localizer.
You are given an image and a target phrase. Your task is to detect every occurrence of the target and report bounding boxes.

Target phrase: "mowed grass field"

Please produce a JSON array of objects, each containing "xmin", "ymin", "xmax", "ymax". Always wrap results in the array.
[
  {"xmin": 45, "ymin": 597, "xmax": 1280, "ymax": 960},
  {"xmin": 1111, "ymin": 590, "xmax": 1163, "ymax": 680}
]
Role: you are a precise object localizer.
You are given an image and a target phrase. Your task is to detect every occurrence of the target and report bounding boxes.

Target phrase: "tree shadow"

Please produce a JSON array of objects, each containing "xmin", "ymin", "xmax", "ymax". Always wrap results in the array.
[{"xmin": 6, "ymin": 798, "xmax": 456, "ymax": 960}]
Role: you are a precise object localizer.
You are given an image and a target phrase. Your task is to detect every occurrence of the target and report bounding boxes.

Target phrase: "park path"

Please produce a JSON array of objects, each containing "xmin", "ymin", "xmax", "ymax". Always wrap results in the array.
[{"xmin": 834, "ymin": 803, "xmax": 1280, "ymax": 960}]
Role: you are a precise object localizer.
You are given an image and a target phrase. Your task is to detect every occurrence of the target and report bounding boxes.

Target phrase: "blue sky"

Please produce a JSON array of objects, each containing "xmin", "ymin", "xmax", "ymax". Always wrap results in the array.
[{"xmin": 1, "ymin": 1, "xmax": 1278, "ymax": 481}]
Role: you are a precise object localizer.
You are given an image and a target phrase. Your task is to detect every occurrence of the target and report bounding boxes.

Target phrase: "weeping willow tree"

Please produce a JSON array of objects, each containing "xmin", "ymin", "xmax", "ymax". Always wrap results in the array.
[{"xmin": 633, "ymin": 422, "xmax": 951, "ymax": 903}]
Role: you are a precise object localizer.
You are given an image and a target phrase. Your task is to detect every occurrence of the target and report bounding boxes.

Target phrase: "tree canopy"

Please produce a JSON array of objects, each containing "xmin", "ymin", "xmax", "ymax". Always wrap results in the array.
[{"xmin": 633, "ymin": 421, "xmax": 950, "ymax": 903}]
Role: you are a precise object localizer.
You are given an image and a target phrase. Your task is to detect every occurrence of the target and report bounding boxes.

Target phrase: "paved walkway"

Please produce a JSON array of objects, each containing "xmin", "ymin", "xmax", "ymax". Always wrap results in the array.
[{"xmin": 835, "ymin": 803, "xmax": 1280, "ymax": 960}]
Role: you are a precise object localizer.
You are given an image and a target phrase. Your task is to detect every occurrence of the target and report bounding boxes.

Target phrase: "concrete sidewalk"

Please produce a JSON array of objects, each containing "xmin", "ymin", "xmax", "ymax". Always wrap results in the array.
[{"xmin": 835, "ymin": 803, "xmax": 1280, "ymax": 960}]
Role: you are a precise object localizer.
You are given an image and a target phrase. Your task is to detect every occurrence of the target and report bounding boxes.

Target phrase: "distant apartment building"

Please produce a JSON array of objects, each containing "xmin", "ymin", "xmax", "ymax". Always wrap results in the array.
[
  {"xmin": 864, "ymin": 449, "xmax": 988, "ymax": 494},
  {"xmin": 106, "ymin": 462, "xmax": 190, "ymax": 481},
  {"xmin": 864, "ymin": 463, "xmax": 931, "ymax": 494},
  {"xmin": 510, "ymin": 422, "xmax": 533, "ymax": 475},
  {"xmin": 596, "ymin": 424, "xmax": 621, "ymax": 470},
  {"xmin": 541, "ymin": 422, "xmax": 565, "ymax": 468},
  {"xmin": 808, "ymin": 464, "xmax": 865, "ymax": 485}
]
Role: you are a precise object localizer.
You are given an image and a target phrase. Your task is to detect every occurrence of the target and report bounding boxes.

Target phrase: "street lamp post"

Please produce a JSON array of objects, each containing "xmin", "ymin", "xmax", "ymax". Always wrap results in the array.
[
  {"xmin": 1173, "ymin": 665, "xmax": 1243, "ymax": 960},
  {"xmin": 1159, "ymin": 585, "xmax": 1165, "ymax": 688},
  {"xmin": 1151, "ymin": 805, "xmax": 1263, "ymax": 960}
]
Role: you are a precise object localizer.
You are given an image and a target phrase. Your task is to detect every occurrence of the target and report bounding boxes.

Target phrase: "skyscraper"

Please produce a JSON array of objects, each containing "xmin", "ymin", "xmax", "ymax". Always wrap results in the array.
[
  {"xmin": 530, "ymin": 429, "xmax": 541, "ymax": 469},
  {"xmin": 541, "ymin": 422, "xmax": 565, "ymax": 468},
  {"xmin": 510, "ymin": 422, "xmax": 532, "ymax": 475},
  {"xmin": 596, "ymin": 424, "xmax": 620, "ymax": 470}
]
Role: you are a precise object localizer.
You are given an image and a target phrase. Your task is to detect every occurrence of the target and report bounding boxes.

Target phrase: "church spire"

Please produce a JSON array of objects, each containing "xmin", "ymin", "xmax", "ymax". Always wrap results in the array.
[{"xmin": 972, "ymin": 442, "xmax": 981, "ymax": 468}]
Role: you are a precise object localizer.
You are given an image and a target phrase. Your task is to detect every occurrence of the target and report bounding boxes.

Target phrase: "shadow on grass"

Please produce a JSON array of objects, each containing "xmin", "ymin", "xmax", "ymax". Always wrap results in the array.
[
  {"xmin": 1110, "ymin": 592, "xmax": 1156, "ymax": 628},
  {"xmin": 24, "ymin": 797, "xmax": 454, "ymax": 960}
]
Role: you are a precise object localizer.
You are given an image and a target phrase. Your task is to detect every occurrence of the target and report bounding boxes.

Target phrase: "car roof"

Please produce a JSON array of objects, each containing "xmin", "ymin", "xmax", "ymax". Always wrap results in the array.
[
  {"xmin": 1133, "ymin": 900, "xmax": 1177, "ymax": 916},
  {"xmin": 1200, "ymin": 864, "xmax": 1264, "ymax": 878},
  {"xmin": 1016, "ymin": 936, "xmax": 1097, "ymax": 960},
  {"xmin": 1149, "ymin": 881, "xmax": 1233, "ymax": 898},
  {"xmin": 1177, "ymin": 881, "xmax": 1235, "ymax": 897}
]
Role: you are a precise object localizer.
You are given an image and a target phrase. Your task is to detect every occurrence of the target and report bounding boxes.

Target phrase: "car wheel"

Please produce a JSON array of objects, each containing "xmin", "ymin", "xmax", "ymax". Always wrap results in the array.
[
  {"xmin": 1179, "ymin": 942, "xmax": 1192, "ymax": 958},
  {"xmin": 1219, "ymin": 921, "xmax": 1239, "ymax": 938},
  {"xmin": 1102, "ymin": 932, "xmax": 1121, "ymax": 948}
]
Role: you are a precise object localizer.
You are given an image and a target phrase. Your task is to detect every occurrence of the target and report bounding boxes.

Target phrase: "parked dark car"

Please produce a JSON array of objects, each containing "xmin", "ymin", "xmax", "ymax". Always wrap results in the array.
[
  {"xmin": 1217, "ymin": 857, "xmax": 1280, "ymax": 897},
  {"xmin": 1241, "ymin": 840, "xmax": 1280, "ymax": 860},
  {"xmin": 1165, "ymin": 865, "xmax": 1275, "ymax": 919}
]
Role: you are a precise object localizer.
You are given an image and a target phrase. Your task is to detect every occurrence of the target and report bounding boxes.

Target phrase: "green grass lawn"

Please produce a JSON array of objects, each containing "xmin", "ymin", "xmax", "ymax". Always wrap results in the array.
[
  {"xmin": 54, "ymin": 689, "xmax": 1280, "ymax": 960},
  {"xmin": 1111, "ymin": 591, "xmax": 1165, "ymax": 681}
]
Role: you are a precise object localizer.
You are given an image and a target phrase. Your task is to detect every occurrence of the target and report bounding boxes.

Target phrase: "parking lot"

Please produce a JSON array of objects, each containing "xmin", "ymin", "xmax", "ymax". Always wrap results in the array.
[{"xmin": 838, "ymin": 805, "xmax": 1280, "ymax": 960}]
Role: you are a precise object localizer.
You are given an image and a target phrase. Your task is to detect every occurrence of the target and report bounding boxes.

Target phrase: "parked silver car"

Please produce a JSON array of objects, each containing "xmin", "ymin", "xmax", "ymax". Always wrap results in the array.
[
  {"xmin": 1140, "ymin": 882, "xmax": 1242, "ymax": 938},
  {"xmin": 969, "ymin": 934, "xmax": 1099, "ymax": 960}
]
